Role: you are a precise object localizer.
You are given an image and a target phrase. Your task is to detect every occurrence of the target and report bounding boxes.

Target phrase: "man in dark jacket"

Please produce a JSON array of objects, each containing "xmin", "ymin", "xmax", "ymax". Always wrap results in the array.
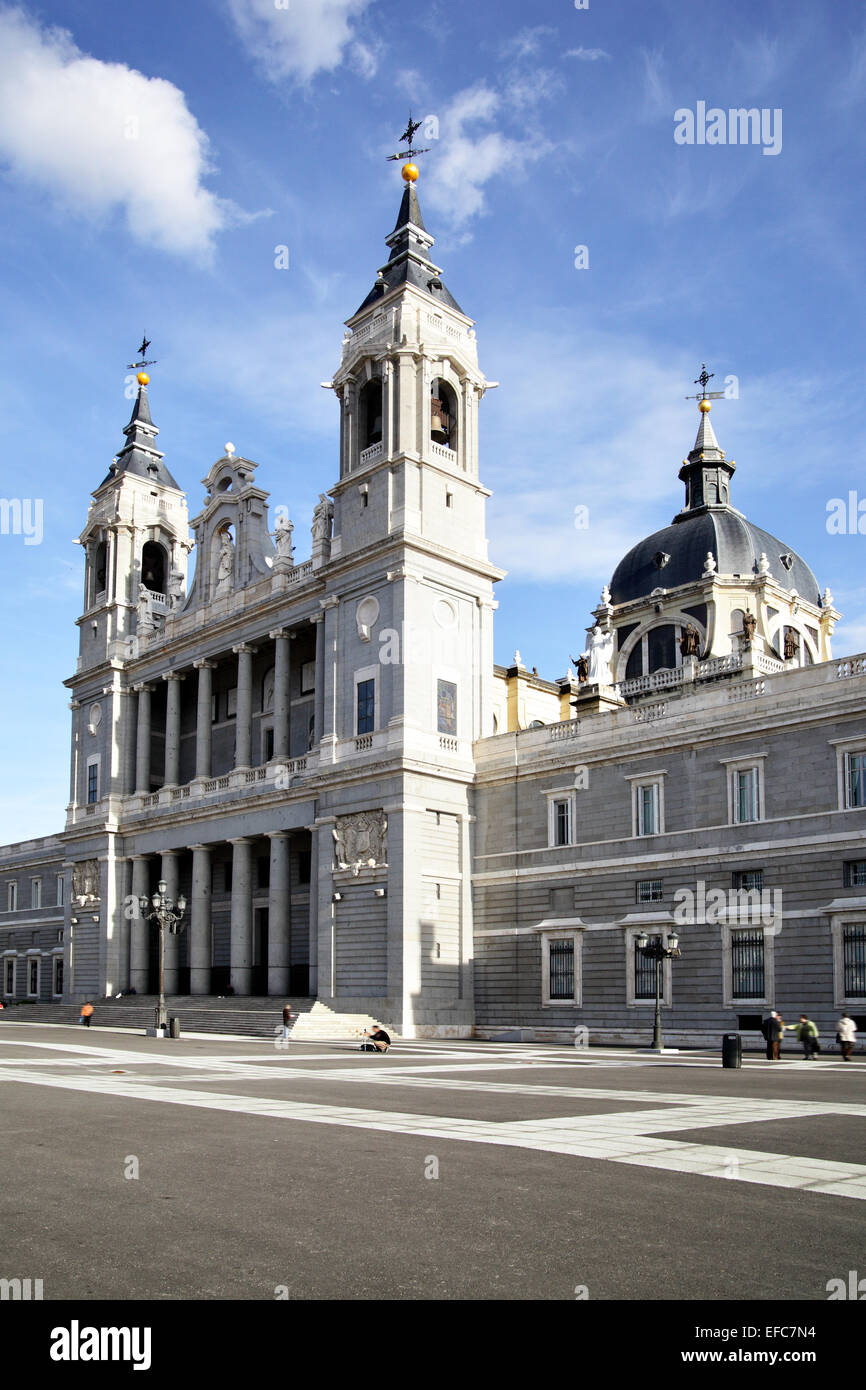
[{"xmin": 760, "ymin": 1011, "xmax": 784, "ymax": 1060}]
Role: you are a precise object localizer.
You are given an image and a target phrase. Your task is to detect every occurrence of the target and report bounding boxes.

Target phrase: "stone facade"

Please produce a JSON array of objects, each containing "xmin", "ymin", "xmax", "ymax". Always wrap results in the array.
[{"xmin": 2, "ymin": 181, "xmax": 864, "ymax": 1044}]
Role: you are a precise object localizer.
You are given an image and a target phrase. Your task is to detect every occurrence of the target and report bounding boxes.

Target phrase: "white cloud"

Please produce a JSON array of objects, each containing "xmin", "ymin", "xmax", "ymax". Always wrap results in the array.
[
  {"xmin": 225, "ymin": 0, "xmax": 376, "ymax": 84},
  {"xmin": 499, "ymin": 27, "xmax": 555, "ymax": 60},
  {"xmin": 424, "ymin": 83, "xmax": 552, "ymax": 231},
  {"xmin": 565, "ymin": 47, "xmax": 611, "ymax": 62},
  {"xmin": 0, "ymin": 6, "xmax": 230, "ymax": 259}
]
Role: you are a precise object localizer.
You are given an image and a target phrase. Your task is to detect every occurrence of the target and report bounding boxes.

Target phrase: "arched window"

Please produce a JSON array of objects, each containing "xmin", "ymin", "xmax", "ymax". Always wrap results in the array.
[
  {"xmin": 94, "ymin": 540, "xmax": 107, "ymax": 596},
  {"xmin": 625, "ymin": 644, "xmax": 643, "ymax": 680},
  {"xmin": 647, "ymin": 625, "xmax": 676, "ymax": 673},
  {"xmin": 141, "ymin": 541, "xmax": 166, "ymax": 595},
  {"xmin": 359, "ymin": 379, "xmax": 383, "ymax": 450},
  {"xmin": 431, "ymin": 378, "xmax": 458, "ymax": 451}
]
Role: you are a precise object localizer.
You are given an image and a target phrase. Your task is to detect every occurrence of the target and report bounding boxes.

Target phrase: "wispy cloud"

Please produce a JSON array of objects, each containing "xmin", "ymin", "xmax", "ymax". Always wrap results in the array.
[
  {"xmin": 565, "ymin": 47, "xmax": 611, "ymax": 62},
  {"xmin": 224, "ymin": 0, "xmax": 377, "ymax": 84},
  {"xmin": 499, "ymin": 26, "xmax": 555, "ymax": 60},
  {"xmin": 0, "ymin": 6, "xmax": 234, "ymax": 259}
]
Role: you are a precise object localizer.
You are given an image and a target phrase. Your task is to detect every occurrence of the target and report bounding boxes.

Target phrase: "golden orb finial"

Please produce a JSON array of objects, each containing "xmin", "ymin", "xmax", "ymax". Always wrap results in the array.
[
  {"xmin": 402, "ymin": 162, "xmax": 419, "ymax": 183},
  {"xmin": 698, "ymin": 398, "xmax": 711, "ymax": 413},
  {"xmin": 137, "ymin": 371, "xmax": 150, "ymax": 386}
]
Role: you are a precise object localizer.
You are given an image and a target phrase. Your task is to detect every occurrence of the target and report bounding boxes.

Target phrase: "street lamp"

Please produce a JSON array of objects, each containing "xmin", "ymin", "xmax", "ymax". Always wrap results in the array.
[
  {"xmin": 138, "ymin": 880, "xmax": 187, "ymax": 1034},
  {"xmin": 636, "ymin": 929, "xmax": 681, "ymax": 1052}
]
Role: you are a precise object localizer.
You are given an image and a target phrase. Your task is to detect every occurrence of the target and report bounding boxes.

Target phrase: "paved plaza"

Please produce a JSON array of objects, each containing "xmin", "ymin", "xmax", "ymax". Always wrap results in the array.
[{"xmin": 1, "ymin": 1022, "xmax": 864, "ymax": 1301}]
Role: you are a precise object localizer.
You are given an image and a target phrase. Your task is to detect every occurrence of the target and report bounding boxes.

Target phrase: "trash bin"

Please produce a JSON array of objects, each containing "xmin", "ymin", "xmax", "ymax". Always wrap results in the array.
[
  {"xmin": 169, "ymin": 1016, "xmax": 180, "ymax": 1039},
  {"xmin": 722, "ymin": 1033, "xmax": 742, "ymax": 1068}
]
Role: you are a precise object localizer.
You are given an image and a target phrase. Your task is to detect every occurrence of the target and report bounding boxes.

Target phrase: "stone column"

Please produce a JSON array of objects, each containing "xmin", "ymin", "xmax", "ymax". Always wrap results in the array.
[
  {"xmin": 134, "ymin": 684, "xmax": 153, "ymax": 793},
  {"xmin": 163, "ymin": 672, "xmax": 185, "ymax": 787},
  {"xmin": 160, "ymin": 850, "xmax": 180, "ymax": 994},
  {"xmin": 233, "ymin": 644, "xmax": 256, "ymax": 770},
  {"xmin": 229, "ymin": 838, "xmax": 254, "ymax": 995},
  {"xmin": 190, "ymin": 845, "xmax": 212, "ymax": 995},
  {"xmin": 130, "ymin": 856, "xmax": 150, "ymax": 994},
  {"xmin": 270, "ymin": 630, "xmax": 291, "ymax": 760},
  {"xmin": 194, "ymin": 660, "xmax": 216, "ymax": 780},
  {"xmin": 312, "ymin": 614, "xmax": 326, "ymax": 748},
  {"xmin": 267, "ymin": 832, "xmax": 291, "ymax": 995},
  {"xmin": 308, "ymin": 827, "xmax": 319, "ymax": 997}
]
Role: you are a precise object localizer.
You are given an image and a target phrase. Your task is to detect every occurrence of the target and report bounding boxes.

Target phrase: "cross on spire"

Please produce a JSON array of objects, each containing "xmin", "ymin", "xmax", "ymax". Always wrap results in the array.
[
  {"xmin": 127, "ymin": 335, "xmax": 158, "ymax": 370},
  {"xmin": 385, "ymin": 111, "xmax": 431, "ymax": 163},
  {"xmin": 685, "ymin": 362, "xmax": 725, "ymax": 405}
]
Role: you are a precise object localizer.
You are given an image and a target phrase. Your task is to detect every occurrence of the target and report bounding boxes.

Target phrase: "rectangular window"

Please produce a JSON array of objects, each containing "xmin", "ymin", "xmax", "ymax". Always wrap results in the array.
[
  {"xmin": 553, "ymin": 799, "xmax": 572, "ymax": 847},
  {"xmin": 846, "ymin": 753, "xmax": 866, "ymax": 809},
  {"xmin": 53, "ymin": 957, "xmax": 63, "ymax": 996},
  {"xmin": 734, "ymin": 768, "xmax": 759, "ymax": 823},
  {"xmin": 87, "ymin": 763, "xmax": 99, "ymax": 804},
  {"xmin": 28, "ymin": 958, "xmax": 39, "ymax": 996},
  {"xmin": 637, "ymin": 784, "xmax": 659, "ymax": 836},
  {"xmin": 549, "ymin": 939, "xmax": 575, "ymax": 1001},
  {"xmin": 297, "ymin": 851, "xmax": 311, "ymax": 886},
  {"xmin": 226, "ymin": 687, "xmax": 237, "ymax": 719},
  {"xmin": 731, "ymin": 928, "xmax": 765, "ymax": 998},
  {"xmin": 4, "ymin": 958, "xmax": 14, "ymax": 993},
  {"xmin": 356, "ymin": 678, "xmax": 375, "ymax": 735},
  {"xmin": 635, "ymin": 935, "xmax": 660, "ymax": 998},
  {"xmin": 732, "ymin": 869, "xmax": 764, "ymax": 892},
  {"xmin": 56, "ymin": 874, "xmax": 64, "ymax": 907},
  {"xmin": 437, "ymin": 679, "xmax": 458, "ymax": 736},
  {"xmin": 7, "ymin": 882, "xmax": 17, "ymax": 912},
  {"xmin": 31, "ymin": 879, "xmax": 41, "ymax": 910},
  {"xmin": 300, "ymin": 661, "xmax": 315, "ymax": 695},
  {"xmin": 636, "ymin": 879, "xmax": 663, "ymax": 903},
  {"xmin": 843, "ymin": 925, "xmax": 866, "ymax": 998},
  {"xmin": 844, "ymin": 861, "xmax": 866, "ymax": 888}
]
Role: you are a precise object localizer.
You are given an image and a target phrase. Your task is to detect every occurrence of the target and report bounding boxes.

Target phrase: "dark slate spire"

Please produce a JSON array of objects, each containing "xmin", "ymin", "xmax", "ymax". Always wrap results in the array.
[
  {"xmin": 675, "ymin": 402, "xmax": 737, "ymax": 518},
  {"xmin": 97, "ymin": 379, "xmax": 180, "ymax": 491},
  {"xmin": 354, "ymin": 179, "xmax": 463, "ymax": 316}
]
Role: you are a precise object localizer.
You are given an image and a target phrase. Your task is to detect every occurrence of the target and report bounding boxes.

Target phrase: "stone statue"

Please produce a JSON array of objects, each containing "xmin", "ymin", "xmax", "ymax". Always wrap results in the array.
[
  {"xmin": 273, "ymin": 513, "xmax": 294, "ymax": 563},
  {"xmin": 680, "ymin": 623, "xmax": 700, "ymax": 658},
  {"xmin": 312, "ymin": 494, "xmax": 333, "ymax": 543},
  {"xmin": 215, "ymin": 531, "xmax": 234, "ymax": 597},
  {"xmin": 333, "ymin": 811, "xmax": 388, "ymax": 876},
  {"xmin": 570, "ymin": 654, "xmax": 589, "ymax": 685},
  {"xmin": 742, "ymin": 610, "xmax": 757, "ymax": 641},
  {"xmin": 137, "ymin": 583, "xmax": 155, "ymax": 632},
  {"xmin": 784, "ymin": 628, "xmax": 799, "ymax": 660},
  {"xmin": 168, "ymin": 567, "xmax": 185, "ymax": 611},
  {"xmin": 584, "ymin": 625, "xmax": 615, "ymax": 684}
]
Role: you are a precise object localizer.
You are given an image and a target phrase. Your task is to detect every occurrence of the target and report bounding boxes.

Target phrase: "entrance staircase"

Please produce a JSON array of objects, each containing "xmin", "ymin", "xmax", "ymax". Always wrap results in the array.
[{"xmin": 1, "ymin": 995, "xmax": 392, "ymax": 1043}]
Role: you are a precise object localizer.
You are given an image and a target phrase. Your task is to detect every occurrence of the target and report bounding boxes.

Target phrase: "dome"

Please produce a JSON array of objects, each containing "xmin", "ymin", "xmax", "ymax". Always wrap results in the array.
[{"xmin": 610, "ymin": 509, "xmax": 820, "ymax": 606}]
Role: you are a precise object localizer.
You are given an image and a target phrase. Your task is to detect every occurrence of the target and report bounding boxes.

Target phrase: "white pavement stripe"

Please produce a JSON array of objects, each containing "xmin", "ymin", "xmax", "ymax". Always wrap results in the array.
[{"xmin": 4, "ymin": 1066, "xmax": 866, "ymax": 1201}]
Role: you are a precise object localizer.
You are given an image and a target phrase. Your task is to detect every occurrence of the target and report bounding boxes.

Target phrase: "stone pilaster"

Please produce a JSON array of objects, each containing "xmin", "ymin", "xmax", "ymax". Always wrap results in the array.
[
  {"xmin": 229, "ymin": 838, "xmax": 253, "ymax": 995},
  {"xmin": 190, "ymin": 845, "xmax": 212, "ymax": 995},
  {"xmin": 130, "ymin": 856, "xmax": 150, "ymax": 993},
  {"xmin": 267, "ymin": 831, "xmax": 291, "ymax": 996}
]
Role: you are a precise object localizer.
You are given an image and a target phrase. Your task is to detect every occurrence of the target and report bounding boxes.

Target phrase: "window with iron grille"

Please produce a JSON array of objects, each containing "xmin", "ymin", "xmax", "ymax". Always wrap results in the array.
[
  {"xmin": 732, "ymin": 869, "xmax": 764, "ymax": 892},
  {"xmin": 553, "ymin": 799, "xmax": 572, "ymax": 847},
  {"xmin": 635, "ymin": 935, "xmax": 660, "ymax": 998},
  {"xmin": 845, "ymin": 753, "xmax": 866, "ymax": 809},
  {"xmin": 843, "ymin": 925, "xmax": 866, "ymax": 998},
  {"xmin": 28, "ymin": 958, "xmax": 39, "ymax": 995},
  {"xmin": 549, "ymin": 938, "xmax": 575, "ymax": 1000},
  {"xmin": 844, "ymin": 861, "xmax": 866, "ymax": 888},
  {"xmin": 4, "ymin": 959, "xmax": 13, "ymax": 993},
  {"xmin": 636, "ymin": 879, "xmax": 663, "ymax": 903},
  {"xmin": 357, "ymin": 678, "xmax": 375, "ymax": 735},
  {"xmin": 731, "ymin": 928, "xmax": 765, "ymax": 998}
]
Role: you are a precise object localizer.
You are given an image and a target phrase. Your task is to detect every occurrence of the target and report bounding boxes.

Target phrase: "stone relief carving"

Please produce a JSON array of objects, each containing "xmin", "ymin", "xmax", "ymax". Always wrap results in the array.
[
  {"xmin": 72, "ymin": 860, "xmax": 100, "ymax": 901},
  {"xmin": 333, "ymin": 811, "xmax": 387, "ymax": 876}
]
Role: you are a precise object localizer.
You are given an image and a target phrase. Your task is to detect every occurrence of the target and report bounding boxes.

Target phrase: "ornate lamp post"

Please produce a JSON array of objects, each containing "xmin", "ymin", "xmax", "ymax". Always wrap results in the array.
[
  {"xmin": 636, "ymin": 929, "xmax": 681, "ymax": 1052},
  {"xmin": 138, "ymin": 879, "xmax": 186, "ymax": 1034}
]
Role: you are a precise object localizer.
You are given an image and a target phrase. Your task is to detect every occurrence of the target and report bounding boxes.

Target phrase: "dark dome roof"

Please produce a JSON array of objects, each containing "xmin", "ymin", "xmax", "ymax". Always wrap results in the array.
[{"xmin": 609, "ymin": 509, "xmax": 820, "ymax": 607}]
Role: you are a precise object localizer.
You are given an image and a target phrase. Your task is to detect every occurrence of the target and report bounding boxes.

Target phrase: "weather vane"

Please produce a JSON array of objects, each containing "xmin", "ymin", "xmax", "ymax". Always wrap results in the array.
[
  {"xmin": 386, "ymin": 112, "xmax": 431, "ymax": 168},
  {"xmin": 685, "ymin": 363, "xmax": 725, "ymax": 407},
  {"xmin": 127, "ymin": 335, "xmax": 158, "ymax": 371}
]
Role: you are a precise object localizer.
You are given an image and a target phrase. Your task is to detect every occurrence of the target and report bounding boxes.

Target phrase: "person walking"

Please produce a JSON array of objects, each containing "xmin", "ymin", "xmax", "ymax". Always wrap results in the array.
[
  {"xmin": 790, "ymin": 1015, "xmax": 819, "ymax": 1060},
  {"xmin": 837, "ymin": 1012, "xmax": 857, "ymax": 1062},
  {"xmin": 281, "ymin": 1002, "xmax": 295, "ymax": 1041},
  {"xmin": 760, "ymin": 1010, "xmax": 785, "ymax": 1060},
  {"xmin": 80, "ymin": 1001, "xmax": 94, "ymax": 1028}
]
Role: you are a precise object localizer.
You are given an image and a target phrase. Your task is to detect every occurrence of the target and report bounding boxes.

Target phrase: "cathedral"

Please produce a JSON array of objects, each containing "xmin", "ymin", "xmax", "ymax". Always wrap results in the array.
[{"xmin": 2, "ymin": 170, "xmax": 865, "ymax": 1045}]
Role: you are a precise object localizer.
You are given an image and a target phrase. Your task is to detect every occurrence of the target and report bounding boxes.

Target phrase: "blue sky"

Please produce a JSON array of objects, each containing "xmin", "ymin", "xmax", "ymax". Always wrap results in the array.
[{"xmin": 1, "ymin": 0, "xmax": 865, "ymax": 840}]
